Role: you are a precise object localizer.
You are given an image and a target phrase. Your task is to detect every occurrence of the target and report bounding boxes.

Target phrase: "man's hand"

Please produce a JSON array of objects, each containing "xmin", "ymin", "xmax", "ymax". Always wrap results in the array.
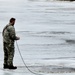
[{"xmin": 16, "ymin": 36, "xmax": 20, "ymax": 40}]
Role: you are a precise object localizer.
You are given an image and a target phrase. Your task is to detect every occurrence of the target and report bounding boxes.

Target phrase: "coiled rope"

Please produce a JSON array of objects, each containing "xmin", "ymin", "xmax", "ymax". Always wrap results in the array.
[{"xmin": 16, "ymin": 41, "xmax": 42, "ymax": 75}]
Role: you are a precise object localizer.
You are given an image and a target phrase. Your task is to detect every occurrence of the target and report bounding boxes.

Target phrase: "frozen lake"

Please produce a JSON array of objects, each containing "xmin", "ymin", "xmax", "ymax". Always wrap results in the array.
[{"xmin": 0, "ymin": 0, "xmax": 75, "ymax": 75}]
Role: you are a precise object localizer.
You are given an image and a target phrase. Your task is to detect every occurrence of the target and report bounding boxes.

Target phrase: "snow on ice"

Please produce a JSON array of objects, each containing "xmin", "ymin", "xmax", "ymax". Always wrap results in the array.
[{"xmin": 0, "ymin": 0, "xmax": 75, "ymax": 75}]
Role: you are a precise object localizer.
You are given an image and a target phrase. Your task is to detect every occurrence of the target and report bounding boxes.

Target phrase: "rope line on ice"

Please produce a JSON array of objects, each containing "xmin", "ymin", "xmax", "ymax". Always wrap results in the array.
[{"xmin": 16, "ymin": 41, "xmax": 43, "ymax": 75}]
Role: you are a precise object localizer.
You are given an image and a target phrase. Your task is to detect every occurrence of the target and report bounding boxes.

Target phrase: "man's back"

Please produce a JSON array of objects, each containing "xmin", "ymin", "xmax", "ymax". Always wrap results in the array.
[{"xmin": 3, "ymin": 23, "xmax": 16, "ymax": 43}]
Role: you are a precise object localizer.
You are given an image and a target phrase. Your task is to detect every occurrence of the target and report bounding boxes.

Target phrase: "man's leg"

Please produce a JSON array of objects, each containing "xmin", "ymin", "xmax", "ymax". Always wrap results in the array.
[
  {"xmin": 3, "ymin": 42, "xmax": 8, "ymax": 68},
  {"xmin": 7, "ymin": 43, "xmax": 17, "ymax": 69}
]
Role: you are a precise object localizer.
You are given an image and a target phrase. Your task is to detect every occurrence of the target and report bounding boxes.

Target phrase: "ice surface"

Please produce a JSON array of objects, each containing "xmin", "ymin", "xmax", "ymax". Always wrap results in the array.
[{"xmin": 0, "ymin": 0, "xmax": 75, "ymax": 75}]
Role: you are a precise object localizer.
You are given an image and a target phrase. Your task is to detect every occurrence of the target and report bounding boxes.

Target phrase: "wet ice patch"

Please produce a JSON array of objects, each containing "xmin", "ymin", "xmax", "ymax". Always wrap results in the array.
[
  {"xmin": 65, "ymin": 40, "xmax": 75, "ymax": 44},
  {"xmin": 24, "ymin": 31, "xmax": 71, "ymax": 38},
  {"xmin": 38, "ymin": 65, "xmax": 75, "ymax": 73},
  {"xmin": 50, "ymin": 31, "xmax": 71, "ymax": 34},
  {"xmin": 35, "ymin": 31, "xmax": 71, "ymax": 34},
  {"xmin": 10, "ymin": 65, "xmax": 75, "ymax": 74}
]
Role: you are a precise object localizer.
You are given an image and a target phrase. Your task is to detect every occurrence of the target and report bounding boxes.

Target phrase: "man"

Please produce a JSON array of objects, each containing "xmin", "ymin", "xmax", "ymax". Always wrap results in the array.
[{"xmin": 2, "ymin": 18, "xmax": 20, "ymax": 69}]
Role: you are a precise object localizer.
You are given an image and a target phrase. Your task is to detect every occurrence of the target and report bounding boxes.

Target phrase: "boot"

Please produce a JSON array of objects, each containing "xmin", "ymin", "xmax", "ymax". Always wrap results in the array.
[
  {"xmin": 3, "ymin": 65, "xmax": 8, "ymax": 69},
  {"xmin": 8, "ymin": 66, "xmax": 17, "ymax": 69}
]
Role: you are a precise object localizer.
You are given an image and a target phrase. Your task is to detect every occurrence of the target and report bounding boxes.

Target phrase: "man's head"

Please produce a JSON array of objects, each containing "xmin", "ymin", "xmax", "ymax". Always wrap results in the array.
[{"xmin": 9, "ymin": 18, "xmax": 16, "ymax": 25}]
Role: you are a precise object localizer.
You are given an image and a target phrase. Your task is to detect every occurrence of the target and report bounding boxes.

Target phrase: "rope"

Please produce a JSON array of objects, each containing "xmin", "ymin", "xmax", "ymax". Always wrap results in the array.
[{"xmin": 16, "ymin": 41, "xmax": 42, "ymax": 75}]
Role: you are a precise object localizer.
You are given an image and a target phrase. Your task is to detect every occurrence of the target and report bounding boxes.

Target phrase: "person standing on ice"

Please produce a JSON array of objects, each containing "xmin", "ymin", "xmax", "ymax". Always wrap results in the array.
[{"xmin": 2, "ymin": 18, "xmax": 20, "ymax": 69}]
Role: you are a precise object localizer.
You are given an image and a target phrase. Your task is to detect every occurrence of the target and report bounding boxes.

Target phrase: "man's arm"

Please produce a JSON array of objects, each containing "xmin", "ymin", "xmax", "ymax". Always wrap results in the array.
[{"xmin": 7, "ymin": 26, "xmax": 20, "ymax": 41}]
